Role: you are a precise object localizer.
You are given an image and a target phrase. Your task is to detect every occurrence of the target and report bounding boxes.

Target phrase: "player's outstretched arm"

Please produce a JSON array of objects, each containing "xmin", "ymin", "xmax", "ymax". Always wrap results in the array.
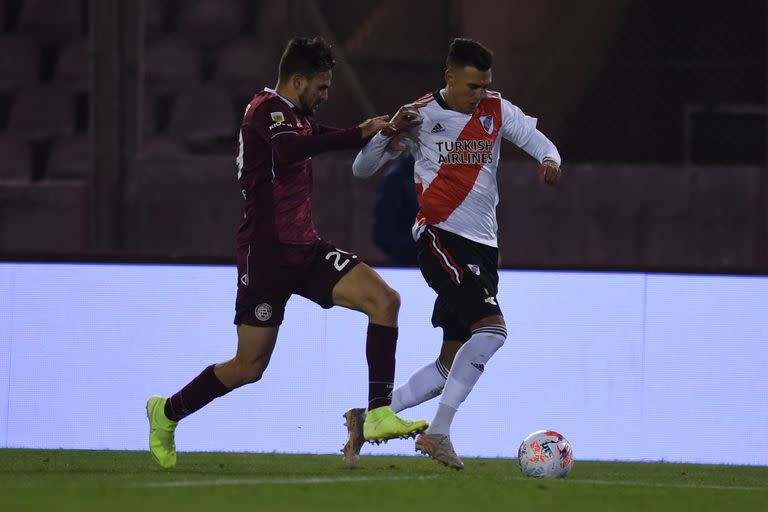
[
  {"xmin": 270, "ymin": 116, "xmax": 392, "ymax": 163},
  {"xmin": 352, "ymin": 131, "xmax": 420, "ymax": 178},
  {"xmin": 352, "ymin": 104, "xmax": 423, "ymax": 178},
  {"xmin": 272, "ymin": 128, "xmax": 363, "ymax": 162},
  {"xmin": 352, "ymin": 132, "xmax": 400, "ymax": 178}
]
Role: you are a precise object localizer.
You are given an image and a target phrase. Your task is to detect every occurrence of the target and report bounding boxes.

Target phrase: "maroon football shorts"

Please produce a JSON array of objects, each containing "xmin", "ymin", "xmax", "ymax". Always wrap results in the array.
[{"xmin": 234, "ymin": 240, "xmax": 362, "ymax": 327}]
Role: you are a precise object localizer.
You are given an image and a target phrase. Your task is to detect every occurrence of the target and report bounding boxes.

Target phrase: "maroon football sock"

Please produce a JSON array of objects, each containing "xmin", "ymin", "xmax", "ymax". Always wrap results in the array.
[
  {"xmin": 366, "ymin": 323, "xmax": 398, "ymax": 410},
  {"xmin": 164, "ymin": 364, "xmax": 231, "ymax": 422}
]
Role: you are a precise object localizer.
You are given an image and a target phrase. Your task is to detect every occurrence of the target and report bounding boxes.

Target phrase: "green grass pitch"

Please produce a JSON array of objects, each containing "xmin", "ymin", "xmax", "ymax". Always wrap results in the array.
[{"xmin": 1, "ymin": 449, "xmax": 766, "ymax": 511}]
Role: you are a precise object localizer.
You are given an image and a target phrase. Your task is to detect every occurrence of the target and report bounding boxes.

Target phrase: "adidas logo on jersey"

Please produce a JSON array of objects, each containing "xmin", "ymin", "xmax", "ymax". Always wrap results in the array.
[
  {"xmin": 430, "ymin": 123, "xmax": 445, "ymax": 133},
  {"xmin": 471, "ymin": 362, "xmax": 485, "ymax": 373}
]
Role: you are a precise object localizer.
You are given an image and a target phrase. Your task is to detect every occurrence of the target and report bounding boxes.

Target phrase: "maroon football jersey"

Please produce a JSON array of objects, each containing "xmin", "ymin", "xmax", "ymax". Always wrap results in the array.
[{"xmin": 235, "ymin": 88, "xmax": 363, "ymax": 247}]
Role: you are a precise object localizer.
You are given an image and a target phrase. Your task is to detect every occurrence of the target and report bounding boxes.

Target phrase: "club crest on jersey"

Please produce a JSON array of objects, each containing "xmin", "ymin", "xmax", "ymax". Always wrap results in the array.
[
  {"xmin": 270, "ymin": 111, "xmax": 285, "ymax": 123},
  {"xmin": 467, "ymin": 264, "xmax": 480, "ymax": 275},
  {"xmin": 479, "ymin": 114, "xmax": 494, "ymax": 135}
]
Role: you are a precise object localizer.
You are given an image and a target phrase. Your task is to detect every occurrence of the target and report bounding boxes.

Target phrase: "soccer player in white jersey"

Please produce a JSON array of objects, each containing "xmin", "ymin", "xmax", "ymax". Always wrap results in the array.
[{"xmin": 345, "ymin": 38, "xmax": 562, "ymax": 469}]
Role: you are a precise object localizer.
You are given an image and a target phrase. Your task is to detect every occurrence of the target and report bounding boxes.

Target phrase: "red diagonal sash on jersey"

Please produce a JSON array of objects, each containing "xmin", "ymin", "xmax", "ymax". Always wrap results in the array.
[{"xmin": 416, "ymin": 97, "xmax": 502, "ymax": 226}]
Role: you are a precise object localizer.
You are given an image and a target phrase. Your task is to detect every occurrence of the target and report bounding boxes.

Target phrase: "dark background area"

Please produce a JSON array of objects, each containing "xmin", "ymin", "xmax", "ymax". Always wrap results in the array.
[{"xmin": 0, "ymin": 0, "xmax": 765, "ymax": 271}]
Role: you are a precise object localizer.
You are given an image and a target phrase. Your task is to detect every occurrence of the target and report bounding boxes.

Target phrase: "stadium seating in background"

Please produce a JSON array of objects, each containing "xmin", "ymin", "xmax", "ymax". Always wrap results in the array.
[
  {"xmin": 140, "ymin": 136, "xmax": 189, "ymax": 161},
  {"xmin": 0, "ymin": 137, "xmax": 31, "ymax": 181},
  {"xmin": 628, "ymin": 167, "xmax": 692, "ymax": 268},
  {"xmin": 145, "ymin": 36, "xmax": 200, "ymax": 94},
  {"xmin": 0, "ymin": 180, "xmax": 90, "ymax": 253},
  {"xmin": 144, "ymin": 0, "xmax": 169, "ymax": 42},
  {"xmin": 168, "ymin": 84, "xmax": 236, "ymax": 151},
  {"xmin": 0, "ymin": 35, "xmax": 37, "ymax": 92},
  {"xmin": 17, "ymin": 0, "xmax": 84, "ymax": 44},
  {"xmin": 144, "ymin": 87, "xmax": 177, "ymax": 137},
  {"xmin": 7, "ymin": 86, "xmax": 76, "ymax": 140},
  {"xmin": 494, "ymin": 163, "xmax": 764, "ymax": 270},
  {"xmin": 689, "ymin": 168, "xmax": 762, "ymax": 267},
  {"xmin": 144, "ymin": 37, "xmax": 202, "ymax": 140},
  {"xmin": 216, "ymin": 37, "xmax": 275, "ymax": 98},
  {"xmin": 177, "ymin": 0, "xmax": 243, "ymax": 49},
  {"xmin": 56, "ymin": 38, "xmax": 89, "ymax": 93},
  {"xmin": 127, "ymin": 154, "xmax": 241, "ymax": 257},
  {"xmin": 46, "ymin": 135, "xmax": 89, "ymax": 180},
  {"xmin": 311, "ymin": 152, "xmax": 384, "ymax": 262},
  {"xmin": 575, "ymin": 165, "xmax": 646, "ymax": 266},
  {"xmin": 496, "ymin": 162, "xmax": 589, "ymax": 266}
]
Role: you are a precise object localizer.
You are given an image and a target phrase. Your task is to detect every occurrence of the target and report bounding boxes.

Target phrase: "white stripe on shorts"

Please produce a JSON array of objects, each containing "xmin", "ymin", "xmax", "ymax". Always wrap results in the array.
[{"xmin": 427, "ymin": 228, "xmax": 461, "ymax": 284}]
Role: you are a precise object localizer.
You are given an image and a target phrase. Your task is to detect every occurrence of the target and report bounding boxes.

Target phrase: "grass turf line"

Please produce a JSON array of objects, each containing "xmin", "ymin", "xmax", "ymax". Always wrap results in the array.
[{"xmin": 0, "ymin": 449, "xmax": 766, "ymax": 512}]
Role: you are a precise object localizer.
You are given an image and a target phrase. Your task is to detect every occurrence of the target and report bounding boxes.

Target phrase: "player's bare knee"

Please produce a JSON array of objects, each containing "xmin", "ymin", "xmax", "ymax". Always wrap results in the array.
[
  {"xmin": 242, "ymin": 366, "xmax": 266, "ymax": 385},
  {"xmin": 237, "ymin": 364, "xmax": 266, "ymax": 385},
  {"xmin": 233, "ymin": 356, "xmax": 269, "ymax": 386},
  {"xmin": 360, "ymin": 285, "xmax": 400, "ymax": 322},
  {"xmin": 377, "ymin": 286, "xmax": 401, "ymax": 317},
  {"xmin": 378, "ymin": 290, "xmax": 400, "ymax": 323}
]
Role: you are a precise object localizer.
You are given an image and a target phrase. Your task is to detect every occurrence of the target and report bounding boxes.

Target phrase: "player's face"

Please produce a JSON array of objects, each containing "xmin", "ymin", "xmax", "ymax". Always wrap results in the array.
[
  {"xmin": 446, "ymin": 66, "xmax": 492, "ymax": 114},
  {"xmin": 297, "ymin": 70, "xmax": 332, "ymax": 116}
]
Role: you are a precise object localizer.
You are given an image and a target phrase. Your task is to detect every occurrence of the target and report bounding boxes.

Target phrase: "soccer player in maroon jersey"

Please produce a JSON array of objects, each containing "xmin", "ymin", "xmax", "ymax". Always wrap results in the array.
[{"xmin": 146, "ymin": 37, "xmax": 427, "ymax": 469}]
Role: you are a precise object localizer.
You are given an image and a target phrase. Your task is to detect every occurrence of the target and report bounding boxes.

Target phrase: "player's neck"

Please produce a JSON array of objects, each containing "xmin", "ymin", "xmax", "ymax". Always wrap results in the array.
[
  {"xmin": 442, "ymin": 87, "xmax": 469, "ymax": 115},
  {"xmin": 274, "ymin": 83, "xmax": 299, "ymax": 108}
]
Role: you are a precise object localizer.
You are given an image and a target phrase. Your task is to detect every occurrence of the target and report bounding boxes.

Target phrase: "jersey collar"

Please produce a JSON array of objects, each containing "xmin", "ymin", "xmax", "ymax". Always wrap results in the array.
[
  {"xmin": 263, "ymin": 87, "xmax": 295, "ymax": 108},
  {"xmin": 432, "ymin": 88, "xmax": 450, "ymax": 110}
]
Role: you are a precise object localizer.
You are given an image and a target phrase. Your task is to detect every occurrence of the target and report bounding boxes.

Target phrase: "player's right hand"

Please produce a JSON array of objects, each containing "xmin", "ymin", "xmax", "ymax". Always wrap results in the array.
[
  {"xmin": 538, "ymin": 159, "xmax": 562, "ymax": 186},
  {"xmin": 381, "ymin": 103, "xmax": 427, "ymax": 136},
  {"xmin": 359, "ymin": 115, "xmax": 395, "ymax": 139},
  {"xmin": 390, "ymin": 104, "xmax": 424, "ymax": 132}
]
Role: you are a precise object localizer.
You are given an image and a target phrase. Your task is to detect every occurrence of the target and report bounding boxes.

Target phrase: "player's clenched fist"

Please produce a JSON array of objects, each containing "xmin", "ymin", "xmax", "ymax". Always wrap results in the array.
[
  {"xmin": 538, "ymin": 159, "xmax": 561, "ymax": 186},
  {"xmin": 392, "ymin": 104, "xmax": 425, "ymax": 130},
  {"xmin": 381, "ymin": 103, "xmax": 426, "ymax": 136}
]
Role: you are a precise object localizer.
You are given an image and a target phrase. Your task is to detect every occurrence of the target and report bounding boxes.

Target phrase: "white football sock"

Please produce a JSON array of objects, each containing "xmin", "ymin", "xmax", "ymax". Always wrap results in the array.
[
  {"xmin": 426, "ymin": 325, "xmax": 506, "ymax": 435},
  {"xmin": 391, "ymin": 359, "xmax": 449, "ymax": 413}
]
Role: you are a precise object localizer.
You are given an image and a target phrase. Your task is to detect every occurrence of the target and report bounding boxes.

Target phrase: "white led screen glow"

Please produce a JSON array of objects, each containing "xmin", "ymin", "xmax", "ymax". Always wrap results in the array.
[{"xmin": 0, "ymin": 263, "xmax": 766, "ymax": 465}]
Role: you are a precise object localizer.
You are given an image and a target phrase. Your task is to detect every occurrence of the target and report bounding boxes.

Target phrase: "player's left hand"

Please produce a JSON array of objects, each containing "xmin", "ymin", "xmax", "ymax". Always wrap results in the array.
[{"xmin": 538, "ymin": 159, "xmax": 561, "ymax": 186}]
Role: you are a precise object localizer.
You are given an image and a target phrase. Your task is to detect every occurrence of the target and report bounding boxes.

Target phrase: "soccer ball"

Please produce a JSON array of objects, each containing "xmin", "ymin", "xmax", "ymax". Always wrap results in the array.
[{"xmin": 517, "ymin": 430, "xmax": 574, "ymax": 478}]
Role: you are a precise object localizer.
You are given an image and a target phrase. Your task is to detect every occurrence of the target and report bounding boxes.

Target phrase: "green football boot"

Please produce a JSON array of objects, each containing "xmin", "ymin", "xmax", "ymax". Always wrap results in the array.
[
  {"xmin": 363, "ymin": 406, "xmax": 428, "ymax": 444},
  {"xmin": 146, "ymin": 396, "xmax": 178, "ymax": 469}
]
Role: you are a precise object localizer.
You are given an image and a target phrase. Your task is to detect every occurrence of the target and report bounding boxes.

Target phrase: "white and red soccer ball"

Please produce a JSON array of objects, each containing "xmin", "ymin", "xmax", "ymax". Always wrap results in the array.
[{"xmin": 518, "ymin": 430, "xmax": 574, "ymax": 478}]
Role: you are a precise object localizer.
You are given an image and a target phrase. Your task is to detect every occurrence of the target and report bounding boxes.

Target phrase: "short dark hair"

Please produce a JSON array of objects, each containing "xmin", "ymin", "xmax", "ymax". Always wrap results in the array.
[
  {"xmin": 278, "ymin": 37, "xmax": 336, "ymax": 82},
  {"xmin": 446, "ymin": 38, "xmax": 493, "ymax": 71}
]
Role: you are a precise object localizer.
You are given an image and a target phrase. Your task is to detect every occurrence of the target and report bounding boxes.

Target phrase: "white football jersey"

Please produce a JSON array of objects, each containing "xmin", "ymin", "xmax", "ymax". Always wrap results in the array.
[{"xmin": 408, "ymin": 89, "xmax": 539, "ymax": 247}]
